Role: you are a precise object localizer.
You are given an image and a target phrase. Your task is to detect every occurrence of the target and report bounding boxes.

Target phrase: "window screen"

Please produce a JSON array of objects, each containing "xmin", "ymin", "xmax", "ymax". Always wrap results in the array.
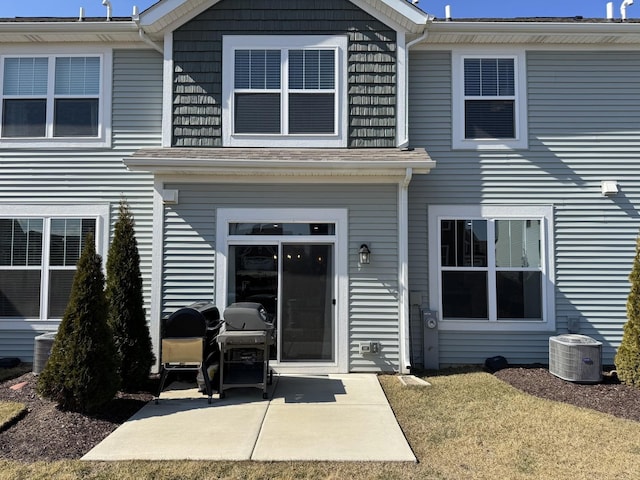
[
  {"xmin": 464, "ymin": 58, "xmax": 516, "ymax": 140},
  {"xmin": 233, "ymin": 47, "xmax": 336, "ymax": 135},
  {"xmin": 1, "ymin": 56, "xmax": 101, "ymax": 139},
  {"xmin": 0, "ymin": 216, "xmax": 98, "ymax": 319}
]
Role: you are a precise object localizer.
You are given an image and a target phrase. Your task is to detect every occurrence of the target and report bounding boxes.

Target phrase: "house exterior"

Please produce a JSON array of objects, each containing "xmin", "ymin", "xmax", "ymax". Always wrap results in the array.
[{"xmin": 1, "ymin": 0, "xmax": 639, "ymax": 372}]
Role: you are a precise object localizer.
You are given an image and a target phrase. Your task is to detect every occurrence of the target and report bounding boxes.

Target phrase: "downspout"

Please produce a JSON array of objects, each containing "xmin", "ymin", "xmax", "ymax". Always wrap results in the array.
[
  {"xmin": 133, "ymin": 8, "xmax": 164, "ymax": 54},
  {"xmin": 399, "ymin": 20, "xmax": 432, "ymax": 148},
  {"xmin": 399, "ymin": 167, "xmax": 413, "ymax": 373},
  {"xmin": 397, "ymin": 18, "xmax": 432, "ymax": 370}
]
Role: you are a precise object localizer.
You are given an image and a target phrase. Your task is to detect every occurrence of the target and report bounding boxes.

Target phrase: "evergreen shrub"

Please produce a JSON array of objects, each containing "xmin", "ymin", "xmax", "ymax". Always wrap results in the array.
[{"xmin": 37, "ymin": 233, "xmax": 120, "ymax": 412}]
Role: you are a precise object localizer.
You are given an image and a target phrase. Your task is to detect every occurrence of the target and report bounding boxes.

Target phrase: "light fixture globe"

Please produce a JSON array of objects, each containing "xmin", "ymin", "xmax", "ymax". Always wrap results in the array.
[{"xmin": 358, "ymin": 244, "xmax": 371, "ymax": 264}]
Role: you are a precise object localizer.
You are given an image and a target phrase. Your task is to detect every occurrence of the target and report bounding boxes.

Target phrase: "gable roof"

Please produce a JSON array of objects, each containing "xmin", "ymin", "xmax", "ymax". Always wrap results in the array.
[{"xmin": 138, "ymin": 0, "xmax": 431, "ymax": 36}]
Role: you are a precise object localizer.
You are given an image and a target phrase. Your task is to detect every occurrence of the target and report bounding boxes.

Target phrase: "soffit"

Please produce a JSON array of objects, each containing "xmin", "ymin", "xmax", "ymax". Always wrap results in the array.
[
  {"xmin": 423, "ymin": 20, "xmax": 640, "ymax": 45},
  {"xmin": 0, "ymin": 18, "xmax": 142, "ymax": 44}
]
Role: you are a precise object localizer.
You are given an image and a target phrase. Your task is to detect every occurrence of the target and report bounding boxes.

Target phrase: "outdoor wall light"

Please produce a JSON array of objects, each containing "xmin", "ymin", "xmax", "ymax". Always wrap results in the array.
[
  {"xmin": 359, "ymin": 244, "xmax": 371, "ymax": 264},
  {"xmin": 601, "ymin": 180, "xmax": 619, "ymax": 197}
]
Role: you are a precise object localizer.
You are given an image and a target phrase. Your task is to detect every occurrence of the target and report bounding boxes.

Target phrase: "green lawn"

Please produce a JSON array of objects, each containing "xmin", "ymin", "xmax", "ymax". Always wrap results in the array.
[{"xmin": 0, "ymin": 370, "xmax": 639, "ymax": 479}]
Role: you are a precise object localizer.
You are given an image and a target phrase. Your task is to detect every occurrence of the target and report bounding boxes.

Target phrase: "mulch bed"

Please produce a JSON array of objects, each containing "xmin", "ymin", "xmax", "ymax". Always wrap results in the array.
[
  {"xmin": 0, "ymin": 372, "xmax": 154, "ymax": 462},
  {"xmin": 494, "ymin": 367, "xmax": 640, "ymax": 423},
  {"xmin": 0, "ymin": 367, "xmax": 639, "ymax": 462}
]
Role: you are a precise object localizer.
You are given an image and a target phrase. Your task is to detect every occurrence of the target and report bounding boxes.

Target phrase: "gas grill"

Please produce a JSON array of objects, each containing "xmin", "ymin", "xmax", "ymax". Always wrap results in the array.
[{"xmin": 217, "ymin": 302, "xmax": 275, "ymax": 399}]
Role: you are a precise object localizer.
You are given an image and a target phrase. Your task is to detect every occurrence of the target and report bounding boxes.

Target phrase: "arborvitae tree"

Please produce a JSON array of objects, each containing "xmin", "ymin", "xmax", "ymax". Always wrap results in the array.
[
  {"xmin": 615, "ymin": 235, "xmax": 640, "ymax": 387},
  {"xmin": 37, "ymin": 233, "xmax": 120, "ymax": 412},
  {"xmin": 106, "ymin": 199, "xmax": 155, "ymax": 391}
]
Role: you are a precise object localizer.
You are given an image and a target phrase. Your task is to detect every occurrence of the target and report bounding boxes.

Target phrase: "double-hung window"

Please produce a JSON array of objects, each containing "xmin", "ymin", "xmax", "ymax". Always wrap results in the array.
[
  {"xmin": 0, "ymin": 50, "xmax": 111, "ymax": 147},
  {"xmin": 452, "ymin": 50, "xmax": 527, "ymax": 150},
  {"xmin": 429, "ymin": 205, "xmax": 555, "ymax": 331},
  {"xmin": 223, "ymin": 36, "xmax": 347, "ymax": 147},
  {"xmin": 0, "ymin": 205, "xmax": 108, "ymax": 324}
]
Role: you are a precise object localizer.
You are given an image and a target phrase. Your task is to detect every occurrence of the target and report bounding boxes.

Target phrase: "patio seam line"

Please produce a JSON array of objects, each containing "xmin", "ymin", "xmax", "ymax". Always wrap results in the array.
[{"xmin": 249, "ymin": 376, "xmax": 278, "ymax": 460}]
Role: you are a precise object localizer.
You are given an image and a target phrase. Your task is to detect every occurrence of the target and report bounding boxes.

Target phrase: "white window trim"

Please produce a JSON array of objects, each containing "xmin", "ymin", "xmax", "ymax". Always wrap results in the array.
[
  {"xmin": 216, "ymin": 208, "xmax": 349, "ymax": 373},
  {"xmin": 0, "ymin": 47, "xmax": 112, "ymax": 149},
  {"xmin": 222, "ymin": 35, "xmax": 348, "ymax": 148},
  {"xmin": 452, "ymin": 49, "xmax": 528, "ymax": 150},
  {"xmin": 428, "ymin": 205, "xmax": 555, "ymax": 332},
  {"xmin": 0, "ymin": 203, "xmax": 109, "ymax": 329}
]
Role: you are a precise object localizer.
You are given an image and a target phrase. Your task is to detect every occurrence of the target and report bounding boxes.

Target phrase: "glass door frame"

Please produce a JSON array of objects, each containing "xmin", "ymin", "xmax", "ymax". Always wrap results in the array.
[{"xmin": 215, "ymin": 208, "xmax": 349, "ymax": 373}]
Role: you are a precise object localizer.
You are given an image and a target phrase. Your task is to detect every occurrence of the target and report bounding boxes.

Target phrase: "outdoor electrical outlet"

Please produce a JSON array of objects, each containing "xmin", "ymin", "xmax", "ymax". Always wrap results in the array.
[{"xmin": 359, "ymin": 341, "xmax": 380, "ymax": 354}]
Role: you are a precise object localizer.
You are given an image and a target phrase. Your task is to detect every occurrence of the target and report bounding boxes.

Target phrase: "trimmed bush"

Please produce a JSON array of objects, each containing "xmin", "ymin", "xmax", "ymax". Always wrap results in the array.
[
  {"xmin": 37, "ymin": 233, "xmax": 120, "ymax": 412},
  {"xmin": 615, "ymin": 234, "xmax": 640, "ymax": 387},
  {"xmin": 106, "ymin": 200, "xmax": 155, "ymax": 391}
]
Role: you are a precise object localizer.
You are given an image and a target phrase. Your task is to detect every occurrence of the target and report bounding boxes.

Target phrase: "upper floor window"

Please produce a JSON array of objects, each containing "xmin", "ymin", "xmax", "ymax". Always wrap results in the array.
[
  {"xmin": 452, "ymin": 50, "xmax": 527, "ymax": 150},
  {"xmin": 0, "ymin": 50, "xmax": 112, "ymax": 148},
  {"xmin": 223, "ymin": 36, "xmax": 347, "ymax": 147}
]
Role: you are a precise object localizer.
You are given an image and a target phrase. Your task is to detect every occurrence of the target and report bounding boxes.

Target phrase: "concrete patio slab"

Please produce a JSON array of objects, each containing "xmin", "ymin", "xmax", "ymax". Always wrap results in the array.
[
  {"xmin": 252, "ymin": 403, "xmax": 415, "ymax": 461},
  {"xmin": 82, "ymin": 374, "xmax": 415, "ymax": 462},
  {"xmin": 254, "ymin": 374, "xmax": 415, "ymax": 461},
  {"xmin": 82, "ymin": 384, "xmax": 271, "ymax": 461},
  {"xmin": 270, "ymin": 373, "xmax": 389, "ymax": 405}
]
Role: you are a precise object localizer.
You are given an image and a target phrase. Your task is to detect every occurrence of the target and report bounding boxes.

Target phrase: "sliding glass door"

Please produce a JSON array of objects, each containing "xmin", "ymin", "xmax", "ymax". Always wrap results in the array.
[{"xmin": 227, "ymin": 241, "xmax": 335, "ymax": 363}]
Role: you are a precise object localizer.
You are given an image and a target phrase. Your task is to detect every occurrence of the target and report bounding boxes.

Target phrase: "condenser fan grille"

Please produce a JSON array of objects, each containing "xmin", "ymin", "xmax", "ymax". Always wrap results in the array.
[{"xmin": 549, "ymin": 334, "xmax": 602, "ymax": 383}]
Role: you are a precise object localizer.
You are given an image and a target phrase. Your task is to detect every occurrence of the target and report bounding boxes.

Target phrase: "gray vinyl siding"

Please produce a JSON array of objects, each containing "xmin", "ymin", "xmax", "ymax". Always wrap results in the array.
[
  {"xmin": 172, "ymin": 0, "xmax": 396, "ymax": 148},
  {"xmin": 408, "ymin": 49, "xmax": 640, "ymax": 366},
  {"xmin": 161, "ymin": 183, "xmax": 400, "ymax": 371},
  {"xmin": 0, "ymin": 49, "xmax": 162, "ymax": 361}
]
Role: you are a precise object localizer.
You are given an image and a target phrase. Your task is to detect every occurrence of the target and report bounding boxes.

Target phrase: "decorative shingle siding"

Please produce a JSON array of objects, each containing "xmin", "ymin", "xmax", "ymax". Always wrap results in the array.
[{"xmin": 173, "ymin": 0, "xmax": 396, "ymax": 147}]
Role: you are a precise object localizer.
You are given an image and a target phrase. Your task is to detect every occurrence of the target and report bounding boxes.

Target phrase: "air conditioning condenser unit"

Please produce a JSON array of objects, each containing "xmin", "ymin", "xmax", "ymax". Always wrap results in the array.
[{"xmin": 549, "ymin": 334, "xmax": 602, "ymax": 383}]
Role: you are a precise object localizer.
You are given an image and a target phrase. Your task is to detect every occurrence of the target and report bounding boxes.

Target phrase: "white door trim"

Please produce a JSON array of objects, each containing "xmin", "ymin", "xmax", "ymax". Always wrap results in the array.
[{"xmin": 215, "ymin": 208, "xmax": 349, "ymax": 373}]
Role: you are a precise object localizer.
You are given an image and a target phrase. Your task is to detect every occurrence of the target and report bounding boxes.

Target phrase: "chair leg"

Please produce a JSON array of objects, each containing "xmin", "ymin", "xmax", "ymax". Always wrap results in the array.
[
  {"xmin": 155, "ymin": 366, "xmax": 169, "ymax": 404},
  {"xmin": 201, "ymin": 363, "xmax": 213, "ymax": 404}
]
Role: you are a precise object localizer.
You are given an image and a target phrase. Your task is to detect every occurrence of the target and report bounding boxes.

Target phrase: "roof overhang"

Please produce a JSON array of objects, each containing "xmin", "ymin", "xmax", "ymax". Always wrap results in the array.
[
  {"xmin": 125, "ymin": 148, "xmax": 435, "ymax": 179},
  {"xmin": 139, "ymin": 0, "xmax": 431, "ymax": 38},
  {"xmin": 0, "ymin": 19, "xmax": 143, "ymax": 44},
  {"xmin": 422, "ymin": 20, "xmax": 640, "ymax": 45}
]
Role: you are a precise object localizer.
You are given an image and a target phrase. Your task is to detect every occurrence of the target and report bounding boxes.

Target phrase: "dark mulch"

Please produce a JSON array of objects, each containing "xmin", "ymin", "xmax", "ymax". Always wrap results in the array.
[
  {"xmin": 0, "ymin": 372, "xmax": 154, "ymax": 462},
  {"xmin": 494, "ymin": 367, "xmax": 640, "ymax": 423},
  {"xmin": 0, "ymin": 367, "xmax": 639, "ymax": 462}
]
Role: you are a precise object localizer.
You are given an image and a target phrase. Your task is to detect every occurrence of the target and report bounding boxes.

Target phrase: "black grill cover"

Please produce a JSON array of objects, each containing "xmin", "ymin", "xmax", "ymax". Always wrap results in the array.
[{"xmin": 163, "ymin": 302, "xmax": 220, "ymax": 338}]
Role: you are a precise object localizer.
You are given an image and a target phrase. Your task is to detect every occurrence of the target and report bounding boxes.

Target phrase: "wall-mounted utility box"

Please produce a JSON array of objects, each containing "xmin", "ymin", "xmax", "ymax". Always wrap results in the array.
[
  {"xmin": 359, "ymin": 341, "xmax": 379, "ymax": 354},
  {"xmin": 422, "ymin": 308, "xmax": 439, "ymax": 369}
]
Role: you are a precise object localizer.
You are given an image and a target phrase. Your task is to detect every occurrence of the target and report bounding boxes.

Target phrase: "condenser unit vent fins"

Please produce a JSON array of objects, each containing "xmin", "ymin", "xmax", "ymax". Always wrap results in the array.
[{"xmin": 549, "ymin": 334, "xmax": 602, "ymax": 383}]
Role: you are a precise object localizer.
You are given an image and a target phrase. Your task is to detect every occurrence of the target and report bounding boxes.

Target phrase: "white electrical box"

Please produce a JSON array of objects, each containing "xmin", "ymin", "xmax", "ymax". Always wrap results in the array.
[{"xmin": 359, "ymin": 341, "xmax": 379, "ymax": 354}]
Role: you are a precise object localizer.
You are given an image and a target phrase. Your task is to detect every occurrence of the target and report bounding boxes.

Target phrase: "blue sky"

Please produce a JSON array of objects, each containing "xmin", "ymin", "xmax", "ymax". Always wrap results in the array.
[{"xmin": 0, "ymin": 1, "xmax": 629, "ymax": 21}]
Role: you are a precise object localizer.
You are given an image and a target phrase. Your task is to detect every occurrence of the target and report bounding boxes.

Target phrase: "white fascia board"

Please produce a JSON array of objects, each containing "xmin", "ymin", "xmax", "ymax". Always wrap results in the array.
[
  {"xmin": 124, "ymin": 157, "xmax": 436, "ymax": 175},
  {"xmin": 141, "ymin": 0, "xmax": 429, "ymax": 34},
  {"xmin": 0, "ymin": 20, "xmax": 140, "ymax": 43},
  {"xmin": 375, "ymin": 0, "xmax": 432, "ymax": 26},
  {"xmin": 140, "ymin": 0, "xmax": 219, "ymax": 32},
  {"xmin": 350, "ymin": 0, "xmax": 429, "ymax": 33},
  {"xmin": 429, "ymin": 20, "xmax": 640, "ymax": 35},
  {"xmin": 0, "ymin": 21, "xmax": 137, "ymax": 33}
]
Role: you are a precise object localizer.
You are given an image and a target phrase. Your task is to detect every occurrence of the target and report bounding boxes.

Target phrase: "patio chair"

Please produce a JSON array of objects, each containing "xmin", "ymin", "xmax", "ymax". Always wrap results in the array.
[{"xmin": 155, "ymin": 305, "xmax": 215, "ymax": 404}]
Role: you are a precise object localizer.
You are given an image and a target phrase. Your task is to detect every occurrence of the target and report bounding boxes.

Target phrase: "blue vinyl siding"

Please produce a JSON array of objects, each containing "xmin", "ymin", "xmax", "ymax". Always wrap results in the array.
[{"xmin": 409, "ymin": 49, "xmax": 640, "ymax": 366}]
